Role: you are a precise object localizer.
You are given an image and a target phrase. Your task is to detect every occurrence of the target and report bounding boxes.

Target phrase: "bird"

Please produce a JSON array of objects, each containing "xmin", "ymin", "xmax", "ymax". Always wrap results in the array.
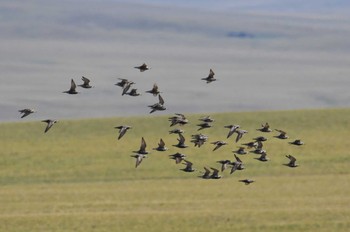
[
  {"xmin": 169, "ymin": 152, "xmax": 186, "ymax": 164},
  {"xmin": 239, "ymin": 179, "xmax": 255, "ymax": 185},
  {"xmin": 134, "ymin": 63, "xmax": 150, "ymax": 72},
  {"xmin": 201, "ymin": 69, "xmax": 216, "ymax": 83},
  {"xmin": 169, "ymin": 113, "xmax": 188, "ymax": 127},
  {"xmin": 258, "ymin": 122, "xmax": 272, "ymax": 132},
  {"xmin": 169, "ymin": 128, "xmax": 184, "ymax": 134},
  {"xmin": 148, "ymin": 95, "xmax": 166, "ymax": 114},
  {"xmin": 197, "ymin": 122, "xmax": 212, "ymax": 131},
  {"xmin": 182, "ymin": 160, "xmax": 195, "ymax": 172},
  {"xmin": 131, "ymin": 154, "xmax": 147, "ymax": 168},
  {"xmin": 202, "ymin": 167, "xmax": 211, "ymax": 179},
  {"xmin": 133, "ymin": 137, "xmax": 149, "ymax": 155},
  {"xmin": 173, "ymin": 133, "xmax": 188, "ymax": 148},
  {"xmin": 275, "ymin": 129, "xmax": 289, "ymax": 139},
  {"xmin": 230, "ymin": 154, "xmax": 245, "ymax": 174},
  {"xmin": 253, "ymin": 141, "xmax": 265, "ymax": 154},
  {"xmin": 42, "ymin": 119, "xmax": 58, "ymax": 133},
  {"xmin": 146, "ymin": 83, "xmax": 160, "ymax": 96},
  {"xmin": 199, "ymin": 116, "xmax": 214, "ymax": 123},
  {"xmin": 235, "ymin": 129, "xmax": 248, "ymax": 143},
  {"xmin": 63, "ymin": 79, "xmax": 78, "ymax": 94},
  {"xmin": 210, "ymin": 167, "xmax": 222, "ymax": 179},
  {"xmin": 114, "ymin": 125, "xmax": 132, "ymax": 140},
  {"xmin": 78, "ymin": 76, "xmax": 92, "ymax": 88},
  {"xmin": 285, "ymin": 154, "xmax": 298, "ymax": 167},
  {"xmin": 153, "ymin": 138, "xmax": 168, "ymax": 151},
  {"xmin": 254, "ymin": 136, "xmax": 268, "ymax": 142},
  {"xmin": 233, "ymin": 146, "xmax": 248, "ymax": 155},
  {"xmin": 255, "ymin": 151, "xmax": 269, "ymax": 162},
  {"xmin": 191, "ymin": 133, "xmax": 208, "ymax": 147},
  {"xmin": 225, "ymin": 125, "xmax": 240, "ymax": 139},
  {"xmin": 126, "ymin": 88, "xmax": 141, "ymax": 96},
  {"xmin": 115, "ymin": 78, "xmax": 130, "ymax": 88},
  {"xmin": 18, "ymin": 108, "xmax": 36, "ymax": 118},
  {"xmin": 122, "ymin": 81, "xmax": 135, "ymax": 96},
  {"xmin": 242, "ymin": 141, "xmax": 258, "ymax": 149},
  {"xmin": 217, "ymin": 160, "xmax": 231, "ymax": 172},
  {"xmin": 211, "ymin": 140, "xmax": 228, "ymax": 151},
  {"xmin": 290, "ymin": 139, "xmax": 304, "ymax": 146}
]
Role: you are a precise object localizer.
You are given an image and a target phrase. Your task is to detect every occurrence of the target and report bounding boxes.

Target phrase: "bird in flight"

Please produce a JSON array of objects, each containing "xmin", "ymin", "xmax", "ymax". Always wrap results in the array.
[
  {"xmin": 148, "ymin": 95, "xmax": 166, "ymax": 113},
  {"xmin": 63, "ymin": 79, "xmax": 78, "ymax": 94},
  {"xmin": 146, "ymin": 83, "xmax": 161, "ymax": 96},
  {"xmin": 134, "ymin": 63, "xmax": 150, "ymax": 72},
  {"xmin": 18, "ymin": 108, "xmax": 36, "ymax": 118},
  {"xmin": 78, "ymin": 76, "xmax": 93, "ymax": 88},
  {"xmin": 114, "ymin": 125, "xmax": 132, "ymax": 140},
  {"xmin": 201, "ymin": 69, "xmax": 216, "ymax": 83},
  {"xmin": 42, "ymin": 119, "xmax": 58, "ymax": 133}
]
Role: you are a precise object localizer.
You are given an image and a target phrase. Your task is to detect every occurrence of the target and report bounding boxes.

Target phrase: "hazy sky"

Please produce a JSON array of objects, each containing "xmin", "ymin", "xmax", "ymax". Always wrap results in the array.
[{"xmin": 1, "ymin": 0, "xmax": 350, "ymax": 122}]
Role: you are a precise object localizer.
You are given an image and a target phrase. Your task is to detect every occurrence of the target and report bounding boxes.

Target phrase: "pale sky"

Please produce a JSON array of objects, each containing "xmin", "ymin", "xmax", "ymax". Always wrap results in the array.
[{"xmin": 1, "ymin": 0, "xmax": 350, "ymax": 122}]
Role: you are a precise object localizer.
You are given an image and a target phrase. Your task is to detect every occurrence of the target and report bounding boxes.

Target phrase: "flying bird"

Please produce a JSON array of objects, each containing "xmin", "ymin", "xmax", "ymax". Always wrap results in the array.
[
  {"xmin": 122, "ymin": 81, "xmax": 135, "ymax": 96},
  {"xmin": 146, "ymin": 83, "xmax": 160, "ymax": 96},
  {"xmin": 19, "ymin": 108, "xmax": 36, "ymax": 118},
  {"xmin": 256, "ymin": 151, "xmax": 269, "ymax": 162},
  {"xmin": 169, "ymin": 128, "xmax": 184, "ymax": 134},
  {"xmin": 153, "ymin": 138, "xmax": 168, "ymax": 151},
  {"xmin": 202, "ymin": 69, "xmax": 216, "ymax": 83},
  {"xmin": 126, "ymin": 88, "xmax": 141, "ymax": 96},
  {"xmin": 134, "ymin": 63, "xmax": 150, "ymax": 72},
  {"xmin": 78, "ymin": 76, "xmax": 92, "ymax": 88},
  {"xmin": 133, "ymin": 137, "xmax": 149, "ymax": 155},
  {"xmin": 233, "ymin": 146, "xmax": 248, "ymax": 155},
  {"xmin": 148, "ymin": 95, "xmax": 166, "ymax": 113},
  {"xmin": 217, "ymin": 160, "xmax": 231, "ymax": 172},
  {"xmin": 239, "ymin": 179, "xmax": 255, "ymax": 185},
  {"xmin": 254, "ymin": 136, "xmax": 268, "ymax": 142},
  {"xmin": 210, "ymin": 167, "xmax": 222, "ymax": 179},
  {"xmin": 173, "ymin": 133, "xmax": 188, "ymax": 148},
  {"xmin": 199, "ymin": 116, "xmax": 214, "ymax": 123},
  {"xmin": 197, "ymin": 122, "xmax": 212, "ymax": 131},
  {"xmin": 225, "ymin": 125, "xmax": 240, "ymax": 139},
  {"xmin": 289, "ymin": 139, "xmax": 304, "ymax": 146},
  {"xmin": 235, "ymin": 129, "xmax": 248, "ymax": 143},
  {"xmin": 115, "ymin": 78, "xmax": 131, "ymax": 88},
  {"xmin": 182, "ymin": 160, "xmax": 195, "ymax": 172},
  {"xmin": 169, "ymin": 152, "xmax": 186, "ymax": 164},
  {"xmin": 131, "ymin": 154, "xmax": 147, "ymax": 168},
  {"xmin": 169, "ymin": 113, "xmax": 188, "ymax": 126},
  {"xmin": 211, "ymin": 140, "xmax": 228, "ymax": 151},
  {"xmin": 63, "ymin": 79, "xmax": 78, "ymax": 94},
  {"xmin": 114, "ymin": 125, "xmax": 132, "ymax": 140},
  {"xmin": 275, "ymin": 129, "xmax": 289, "ymax": 139},
  {"xmin": 42, "ymin": 119, "xmax": 58, "ymax": 133},
  {"xmin": 258, "ymin": 122, "xmax": 272, "ymax": 132},
  {"xmin": 285, "ymin": 154, "xmax": 298, "ymax": 167},
  {"xmin": 202, "ymin": 167, "xmax": 211, "ymax": 179}
]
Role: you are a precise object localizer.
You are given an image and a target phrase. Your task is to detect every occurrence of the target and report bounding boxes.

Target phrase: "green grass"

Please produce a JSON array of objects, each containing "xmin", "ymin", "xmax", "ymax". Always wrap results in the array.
[{"xmin": 1, "ymin": 108, "xmax": 350, "ymax": 231}]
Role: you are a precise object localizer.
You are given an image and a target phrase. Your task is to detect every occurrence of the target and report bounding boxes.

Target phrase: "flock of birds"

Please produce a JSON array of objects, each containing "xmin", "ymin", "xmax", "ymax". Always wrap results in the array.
[{"xmin": 18, "ymin": 63, "xmax": 304, "ymax": 185}]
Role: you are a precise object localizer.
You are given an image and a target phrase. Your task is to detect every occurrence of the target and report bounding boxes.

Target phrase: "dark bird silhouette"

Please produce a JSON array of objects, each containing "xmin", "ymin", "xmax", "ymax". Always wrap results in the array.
[
  {"xmin": 230, "ymin": 154, "xmax": 245, "ymax": 174},
  {"xmin": 149, "ymin": 95, "xmax": 166, "ymax": 113},
  {"xmin": 197, "ymin": 122, "xmax": 212, "ymax": 131},
  {"xmin": 131, "ymin": 154, "xmax": 147, "ymax": 168},
  {"xmin": 285, "ymin": 154, "xmax": 298, "ymax": 167},
  {"xmin": 114, "ymin": 125, "xmax": 132, "ymax": 140},
  {"xmin": 233, "ymin": 146, "xmax": 248, "ymax": 155},
  {"xmin": 42, "ymin": 119, "xmax": 58, "ymax": 133},
  {"xmin": 169, "ymin": 113, "xmax": 188, "ymax": 127},
  {"xmin": 235, "ymin": 129, "xmax": 248, "ymax": 143},
  {"xmin": 201, "ymin": 69, "xmax": 216, "ymax": 83},
  {"xmin": 210, "ymin": 167, "xmax": 222, "ymax": 179},
  {"xmin": 134, "ymin": 63, "xmax": 150, "ymax": 72},
  {"xmin": 63, "ymin": 79, "xmax": 78, "ymax": 94},
  {"xmin": 199, "ymin": 115, "xmax": 214, "ymax": 123},
  {"xmin": 173, "ymin": 133, "xmax": 188, "ymax": 148},
  {"xmin": 153, "ymin": 138, "xmax": 168, "ymax": 151},
  {"xmin": 78, "ymin": 76, "xmax": 92, "ymax": 88},
  {"xmin": 19, "ymin": 108, "xmax": 36, "ymax": 118},
  {"xmin": 254, "ymin": 136, "xmax": 268, "ymax": 142},
  {"xmin": 255, "ymin": 151, "xmax": 269, "ymax": 162},
  {"xmin": 126, "ymin": 88, "xmax": 141, "ymax": 96},
  {"xmin": 290, "ymin": 139, "xmax": 304, "ymax": 146},
  {"xmin": 258, "ymin": 122, "xmax": 272, "ymax": 132},
  {"xmin": 275, "ymin": 129, "xmax": 289, "ymax": 139},
  {"xmin": 242, "ymin": 141, "xmax": 258, "ymax": 149},
  {"xmin": 146, "ymin": 83, "xmax": 160, "ymax": 96},
  {"xmin": 253, "ymin": 141, "xmax": 265, "ymax": 154},
  {"xmin": 191, "ymin": 133, "xmax": 208, "ymax": 147},
  {"xmin": 169, "ymin": 128, "xmax": 184, "ymax": 134},
  {"xmin": 133, "ymin": 137, "xmax": 149, "ymax": 155},
  {"xmin": 115, "ymin": 78, "xmax": 130, "ymax": 88},
  {"xmin": 239, "ymin": 179, "xmax": 255, "ymax": 185},
  {"xmin": 202, "ymin": 167, "xmax": 211, "ymax": 179},
  {"xmin": 211, "ymin": 141, "xmax": 228, "ymax": 151},
  {"xmin": 225, "ymin": 124, "xmax": 240, "ymax": 139},
  {"xmin": 182, "ymin": 160, "xmax": 195, "ymax": 172},
  {"xmin": 122, "ymin": 81, "xmax": 135, "ymax": 96},
  {"xmin": 217, "ymin": 160, "xmax": 231, "ymax": 172},
  {"xmin": 169, "ymin": 152, "xmax": 186, "ymax": 164}
]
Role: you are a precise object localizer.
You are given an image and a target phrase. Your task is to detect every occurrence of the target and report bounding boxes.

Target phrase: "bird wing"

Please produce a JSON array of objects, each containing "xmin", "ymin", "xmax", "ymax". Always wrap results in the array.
[
  {"xmin": 140, "ymin": 137, "xmax": 147, "ymax": 152},
  {"xmin": 70, "ymin": 79, "xmax": 77, "ymax": 91},
  {"xmin": 82, "ymin": 76, "xmax": 90, "ymax": 85},
  {"xmin": 158, "ymin": 94, "xmax": 164, "ymax": 105},
  {"xmin": 118, "ymin": 127, "xmax": 127, "ymax": 140},
  {"xmin": 159, "ymin": 138, "xmax": 165, "ymax": 147}
]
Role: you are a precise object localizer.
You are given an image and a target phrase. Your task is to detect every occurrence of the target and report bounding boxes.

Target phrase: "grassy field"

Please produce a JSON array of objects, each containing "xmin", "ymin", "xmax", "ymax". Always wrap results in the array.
[{"xmin": 1, "ymin": 108, "xmax": 350, "ymax": 232}]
